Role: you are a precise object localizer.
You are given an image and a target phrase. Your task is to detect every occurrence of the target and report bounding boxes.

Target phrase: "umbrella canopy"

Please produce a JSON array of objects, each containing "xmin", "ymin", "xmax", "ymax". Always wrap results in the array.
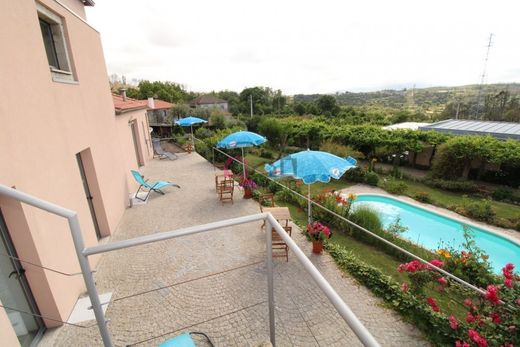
[
  {"xmin": 217, "ymin": 131, "xmax": 266, "ymax": 149},
  {"xmin": 265, "ymin": 150, "xmax": 357, "ymax": 224},
  {"xmin": 175, "ymin": 116, "xmax": 207, "ymax": 149},
  {"xmin": 217, "ymin": 131, "xmax": 267, "ymax": 181},
  {"xmin": 175, "ymin": 116, "xmax": 207, "ymax": 126}
]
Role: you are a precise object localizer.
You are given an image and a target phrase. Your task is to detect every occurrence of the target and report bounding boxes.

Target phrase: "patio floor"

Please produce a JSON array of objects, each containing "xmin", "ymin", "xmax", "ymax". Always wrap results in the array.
[{"xmin": 39, "ymin": 153, "xmax": 429, "ymax": 347}]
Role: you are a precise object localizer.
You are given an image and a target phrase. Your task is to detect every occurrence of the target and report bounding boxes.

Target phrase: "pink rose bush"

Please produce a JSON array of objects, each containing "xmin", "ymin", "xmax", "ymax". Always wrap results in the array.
[{"xmin": 398, "ymin": 258, "xmax": 519, "ymax": 346}]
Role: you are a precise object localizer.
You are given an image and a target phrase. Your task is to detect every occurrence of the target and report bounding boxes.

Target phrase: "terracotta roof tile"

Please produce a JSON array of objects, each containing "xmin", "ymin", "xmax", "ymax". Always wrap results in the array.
[{"xmin": 112, "ymin": 94, "xmax": 147, "ymax": 113}]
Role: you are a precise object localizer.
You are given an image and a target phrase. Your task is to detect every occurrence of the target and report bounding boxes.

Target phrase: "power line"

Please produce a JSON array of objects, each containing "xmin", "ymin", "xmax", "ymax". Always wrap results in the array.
[{"xmin": 475, "ymin": 33, "xmax": 494, "ymax": 119}]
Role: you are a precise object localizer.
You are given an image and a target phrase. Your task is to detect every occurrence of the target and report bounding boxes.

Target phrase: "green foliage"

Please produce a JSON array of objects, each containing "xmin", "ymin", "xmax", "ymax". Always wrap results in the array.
[
  {"xmin": 414, "ymin": 191, "xmax": 432, "ymax": 203},
  {"xmin": 344, "ymin": 167, "xmax": 366, "ymax": 183},
  {"xmin": 209, "ymin": 113, "xmax": 226, "ymax": 129},
  {"xmin": 170, "ymin": 104, "xmax": 192, "ymax": 120},
  {"xmin": 384, "ymin": 180, "xmax": 408, "ymax": 195},
  {"xmin": 249, "ymin": 172, "xmax": 270, "ymax": 188},
  {"xmin": 258, "ymin": 118, "xmax": 288, "ymax": 153},
  {"xmin": 348, "ymin": 206, "xmax": 384, "ymax": 240},
  {"xmin": 268, "ymin": 181, "xmax": 282, "ymax": 194},
  {"xmin": 319, "ymin": 140, "xmax": 360, "ymax": 158},
  {"xmin": 130, "ymin": 80, "xmax": 188, "ymax": 102},
  {"xmin": 386, "ymin": 216, "xmax": 408, "ymax": 235},
  {"xmin": 423, "ymin": 178, "xmax": 479, "ymax": 194},
  {"xmin": 325, "ymin": 244, "xmax": 459, "ymax": 346},
  {"xmin": 459, "ymin": 198, "xmax": 496, "ymax": 223},
  {"xmin": 436, "ymin": 227, "xmax": 494, "ymax": 288},
  {"xmin": 259, "ymin": 149, "xmax": 274, "ymax": 159},
  {"xmin": 365, "ymin": 172, "xmax": 379, "ymax": 186}
]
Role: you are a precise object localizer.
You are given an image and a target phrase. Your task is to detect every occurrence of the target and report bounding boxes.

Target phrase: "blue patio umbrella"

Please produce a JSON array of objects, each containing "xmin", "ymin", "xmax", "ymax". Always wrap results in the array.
[
  {"xmin": 217, "ymin": 131, "xmax": 267, "ymax": 180},
  {"xmin": 265, "ymin": 150, "xmax": 357, "ymax": 224},
  {"xmin": 175, "ymin": 116, "xmax": 207, "ymax": 148}
]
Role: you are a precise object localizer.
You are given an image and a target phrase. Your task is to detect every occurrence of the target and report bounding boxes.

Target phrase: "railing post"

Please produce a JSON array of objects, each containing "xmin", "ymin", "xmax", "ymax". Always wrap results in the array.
[
  {"xmin": 68, "ymin": 215, "xmax": 114, "ymax": 347},
  {"xmin": 265, "ymin": 218, "xmax": 276, "ymax": 346}
]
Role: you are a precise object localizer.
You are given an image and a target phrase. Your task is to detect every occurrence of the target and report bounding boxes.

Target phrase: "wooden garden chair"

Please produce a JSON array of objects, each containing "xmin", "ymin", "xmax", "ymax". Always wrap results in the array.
[
  {"xmin": 218, "ymin": 178, "xmax": 234, "ymax": 204},
  {"xmin": 271, "ymin": 224, "xmax": 292, "ymax": 262}
]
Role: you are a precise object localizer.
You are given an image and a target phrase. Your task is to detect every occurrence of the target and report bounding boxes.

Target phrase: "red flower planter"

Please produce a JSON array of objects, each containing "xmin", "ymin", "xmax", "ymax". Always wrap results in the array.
[
  {"xmin": 243, "ymin": 188, "xmax": 253, "ymax": 199},
  {"xmin": 312, "ymin": 240, "xmax": 323, "ymax": 254}
]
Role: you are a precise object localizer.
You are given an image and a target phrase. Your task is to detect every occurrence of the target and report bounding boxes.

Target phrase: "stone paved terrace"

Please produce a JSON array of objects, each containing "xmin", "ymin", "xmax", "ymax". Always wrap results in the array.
[{"xmin": 40, "ymin": 153, "xmax": 429, "ymax": 347}]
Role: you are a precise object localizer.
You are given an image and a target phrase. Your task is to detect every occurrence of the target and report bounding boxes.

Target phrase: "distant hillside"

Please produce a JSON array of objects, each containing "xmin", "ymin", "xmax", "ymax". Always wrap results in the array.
[{"xmin": 294, "ymin": 83, "xmax": 520, "ymax": 109}]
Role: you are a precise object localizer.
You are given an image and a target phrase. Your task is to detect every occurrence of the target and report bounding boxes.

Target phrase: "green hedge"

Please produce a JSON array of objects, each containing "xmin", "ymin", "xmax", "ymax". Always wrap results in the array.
[{"xmin": 325, "ymin": 243, "xmax": 462, "ymax": 346}]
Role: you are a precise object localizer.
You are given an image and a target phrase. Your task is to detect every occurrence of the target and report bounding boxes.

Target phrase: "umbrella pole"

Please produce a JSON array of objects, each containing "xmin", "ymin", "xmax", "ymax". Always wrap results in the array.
[
  {"xmin": 190, "ymin": 125, "xmax": 194, "ymax": 149},
  {"xmin": 241, "ymin": 147, "xmax": 247, "ymax": 181},
  {"xmin": 307, "ymin": 184, "xmax": 312, "ymax": 225}
]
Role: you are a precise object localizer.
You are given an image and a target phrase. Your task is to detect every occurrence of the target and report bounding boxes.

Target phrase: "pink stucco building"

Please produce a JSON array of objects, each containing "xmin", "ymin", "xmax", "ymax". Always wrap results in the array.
[{"xmin": 0, "ymin": 1, "xmax": 152, "ymax": 345}]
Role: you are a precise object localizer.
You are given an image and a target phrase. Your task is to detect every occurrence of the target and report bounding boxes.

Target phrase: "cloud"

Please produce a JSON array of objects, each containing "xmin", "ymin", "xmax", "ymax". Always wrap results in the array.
[{"xmin": 87, "ymin": 0, "xmax": 520, "ymax": 94}]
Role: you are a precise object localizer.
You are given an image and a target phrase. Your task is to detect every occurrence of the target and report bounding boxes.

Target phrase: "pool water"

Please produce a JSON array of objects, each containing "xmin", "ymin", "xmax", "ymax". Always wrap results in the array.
[{"xmin": 351, "ymin": 195, "xmax": 520, "ymax": 273}]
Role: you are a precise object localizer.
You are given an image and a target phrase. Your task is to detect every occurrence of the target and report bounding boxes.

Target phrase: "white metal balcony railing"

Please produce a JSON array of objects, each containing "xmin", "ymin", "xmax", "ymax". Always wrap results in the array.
[{"xmin": 0, "ymin": 184, "xmax": 380, "ymax": 347}]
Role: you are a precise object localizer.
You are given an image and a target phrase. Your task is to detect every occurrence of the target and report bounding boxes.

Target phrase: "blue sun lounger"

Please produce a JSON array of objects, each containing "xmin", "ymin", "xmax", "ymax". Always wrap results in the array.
[
  {"xmin": 131, "ymin": 170, "xmax": 180, "ymax": 201},
  {"xmin": 158, "ymin": 332, "xmax": 214, "ymax": 347}
]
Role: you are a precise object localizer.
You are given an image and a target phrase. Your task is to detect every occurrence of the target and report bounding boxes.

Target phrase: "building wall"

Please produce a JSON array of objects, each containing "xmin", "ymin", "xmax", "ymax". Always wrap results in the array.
[
  {"xmin": 197, "ymin": 102, "xmax": 228, "ymax": 111},
  {"xmin": 0, "ymin": 0, "xmax": 150, "ymax": 334}
]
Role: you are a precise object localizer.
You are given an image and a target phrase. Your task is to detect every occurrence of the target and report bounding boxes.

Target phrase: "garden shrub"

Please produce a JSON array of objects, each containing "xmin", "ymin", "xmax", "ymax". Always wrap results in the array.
[
  {"xmin": 423, "ymin": 178, "xmax": 479, "ymax": 194},
  {"xmin": 328, "ymin": 242, "xmax": 520, "ymax": 347},
  {"xmin": 384, "ymin": 180, "xmax": 408, "ymax": 195},
  {"xmin": 364, "ymin": 171, "xmax": 379, "ymax": 186},
  {"xmin": 249, "ymin": 172, "xmax": 269, "ymax": 188},
  {"xmin": 259, "ymin": 149, "xmax": 274, "ymax": 159},
  {"xmin": 325, "ymin": 244, "xmax": 459, "ymax": 346},
  {"xmin": 460, "ymin": 198, "xmax": 495, "ymax": 223},
  {"xmin": 343, "ymin": 166, "xmax": 366, "ymax": 183},
  {"xmin": 268, "ymin": 181, "xmax": 282, "ymax": 194},
  {"xmin": 436, "ymin": 228, "xmax": 495, "ymax": 288},
  {"xmin": 414, "ymin": 191, "xmax": 432, "ymax": 204},
  {"xmin": 348, "ymin": 206, "xmax": 383, "ymax": 241},
  {"xmin": 492, "ymin": 187, "xmax": 520, "ymax": 205}
]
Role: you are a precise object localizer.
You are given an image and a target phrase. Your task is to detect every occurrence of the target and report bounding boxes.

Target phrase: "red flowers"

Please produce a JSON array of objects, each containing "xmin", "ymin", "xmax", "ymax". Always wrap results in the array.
[
  {"xmin": 468, "ymin": 329, "xmax": 488, "ymax": 347},
  {"xmin": 400, "ymin": 282, "xmax": 409, "ymax": 293},
  {"xmin": 437, "ymin": 277, "xmax": 448, "ymax": 286},
  {"xmin": 307, "ymin": 221, "xmax": 331, "ymax": 241},
  {"xmin": 463, "ymin": 298, "xmax": 473, "ymax": 307},
  {"xmin": 398, "ymin": 260, "xmax": 424, "ymax": 273},
  {"xmin": 490, "ymin": 312, "xmax": 501, "ymax": 324},
  {"xmin": 429, "ymin": 259, "xmax": 444, "ymax": 268},
  {"xmin": 502, "ymin": 263, "xmax": 515, "ymax": 288},
  {"xmin": 484, "ymin": 285, "xmax": 500, "ymax": 305},
  {"xmin": 455, "ymin": 341, "xmax": 470, "ymax": 347},
  {"xmin": 426, "ymin": 297, "xmax": 440, "ymax": 312},
  {"xmin": 448, "ymin": 315, "xmax": 458, "ymax": 330}
]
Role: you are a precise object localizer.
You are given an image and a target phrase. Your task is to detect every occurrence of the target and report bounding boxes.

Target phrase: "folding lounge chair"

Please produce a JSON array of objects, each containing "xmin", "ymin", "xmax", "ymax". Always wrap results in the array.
[
  {"xmin": 152, "ymin": 138, "xmax": 178, "ymax": 160},
  {"xmin": 158, "ymin": 332, "xmax": 214, "ymax": 347},
  {"xmin": 131, "ymin": 170, "xmax": 180, "ymax": 201}
]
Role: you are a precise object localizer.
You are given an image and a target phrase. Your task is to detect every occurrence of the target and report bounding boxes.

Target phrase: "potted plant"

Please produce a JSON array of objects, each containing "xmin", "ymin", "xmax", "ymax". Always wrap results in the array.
[
  {"xmin": 307, "ymin": 221, "xmax": 332, "ymax": 254},
  {"xmin": 239, "ymin": 178, "xmax": 257, "ymax": 199}
]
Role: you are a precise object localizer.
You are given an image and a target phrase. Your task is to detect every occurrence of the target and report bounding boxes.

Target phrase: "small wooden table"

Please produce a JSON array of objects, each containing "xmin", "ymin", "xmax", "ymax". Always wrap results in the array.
[{"xmin": 262, "ymin": 207, "xmax": 291, "ymax": 227}]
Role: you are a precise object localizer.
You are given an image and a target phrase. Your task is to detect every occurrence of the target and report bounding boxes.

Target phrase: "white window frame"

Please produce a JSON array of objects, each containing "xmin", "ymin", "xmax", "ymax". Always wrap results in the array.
[{"xmin": 36, "ymin": 3, "xmax": 75, "ymax": 82}]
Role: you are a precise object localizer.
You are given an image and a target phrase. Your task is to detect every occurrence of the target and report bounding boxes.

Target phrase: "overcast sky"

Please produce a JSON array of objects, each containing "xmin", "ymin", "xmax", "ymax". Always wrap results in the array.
[{"xmin": 86, "ymin": 0, "xmax": 520, "ymax": 95}]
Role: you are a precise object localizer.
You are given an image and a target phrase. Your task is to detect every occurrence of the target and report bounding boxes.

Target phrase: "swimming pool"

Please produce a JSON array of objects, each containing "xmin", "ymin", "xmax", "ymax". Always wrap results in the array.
[{"xmin": 351, "ymin": 194, "xmax": 520, "ymax": 273}]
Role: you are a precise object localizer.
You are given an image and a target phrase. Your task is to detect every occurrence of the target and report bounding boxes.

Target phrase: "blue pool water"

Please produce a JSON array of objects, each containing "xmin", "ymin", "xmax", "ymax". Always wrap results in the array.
[{"xmin": 351, "ymin": 195, "xmax": 520, "ymax": 273}]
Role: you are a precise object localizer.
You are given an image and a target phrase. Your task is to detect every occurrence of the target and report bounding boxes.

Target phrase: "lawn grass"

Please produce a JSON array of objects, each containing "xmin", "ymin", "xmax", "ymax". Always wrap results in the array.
[{"xmin": 389, "ymin": 178, "xmax": 519, "ymax": 222}]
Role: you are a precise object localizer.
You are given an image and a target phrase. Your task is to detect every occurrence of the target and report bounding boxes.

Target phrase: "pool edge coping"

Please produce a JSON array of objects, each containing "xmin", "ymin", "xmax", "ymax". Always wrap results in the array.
[{"xmin": 352, "ymin": 192, "xmax": 520, "ymax": 248}]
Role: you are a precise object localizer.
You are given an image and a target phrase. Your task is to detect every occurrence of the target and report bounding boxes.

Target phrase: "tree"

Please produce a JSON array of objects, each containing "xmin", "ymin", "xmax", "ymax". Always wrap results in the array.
[
  {"xmin": 317, "ymin": 95, "xmax": 340, "ymax": 116},
  {"xmin": 293, "ymin": 102, "xmax": 306, "ymax": 116},
  {"xmin": 239, "ymin": 87, "xmax": 273, "ymax": 115},
  {"xmin": 258, "ymin": 118, "xmax": 288, "ymax": 156}
]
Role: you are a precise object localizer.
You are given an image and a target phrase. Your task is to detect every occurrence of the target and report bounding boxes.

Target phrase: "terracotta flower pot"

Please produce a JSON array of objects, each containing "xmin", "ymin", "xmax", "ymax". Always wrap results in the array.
[
  {"xmin": 243, "ymin": 187, "xmax": 253, "ymax": 199},
  {"xmin": 312, "ymin": 240, "xmax": 323, "ymax": 254}
]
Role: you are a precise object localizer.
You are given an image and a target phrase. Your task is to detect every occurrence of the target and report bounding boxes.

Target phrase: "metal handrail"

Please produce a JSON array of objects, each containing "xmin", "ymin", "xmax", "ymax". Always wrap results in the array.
[{"xmin": 0, "ymin": 184, "xmax": 380, "ymax": 347}]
